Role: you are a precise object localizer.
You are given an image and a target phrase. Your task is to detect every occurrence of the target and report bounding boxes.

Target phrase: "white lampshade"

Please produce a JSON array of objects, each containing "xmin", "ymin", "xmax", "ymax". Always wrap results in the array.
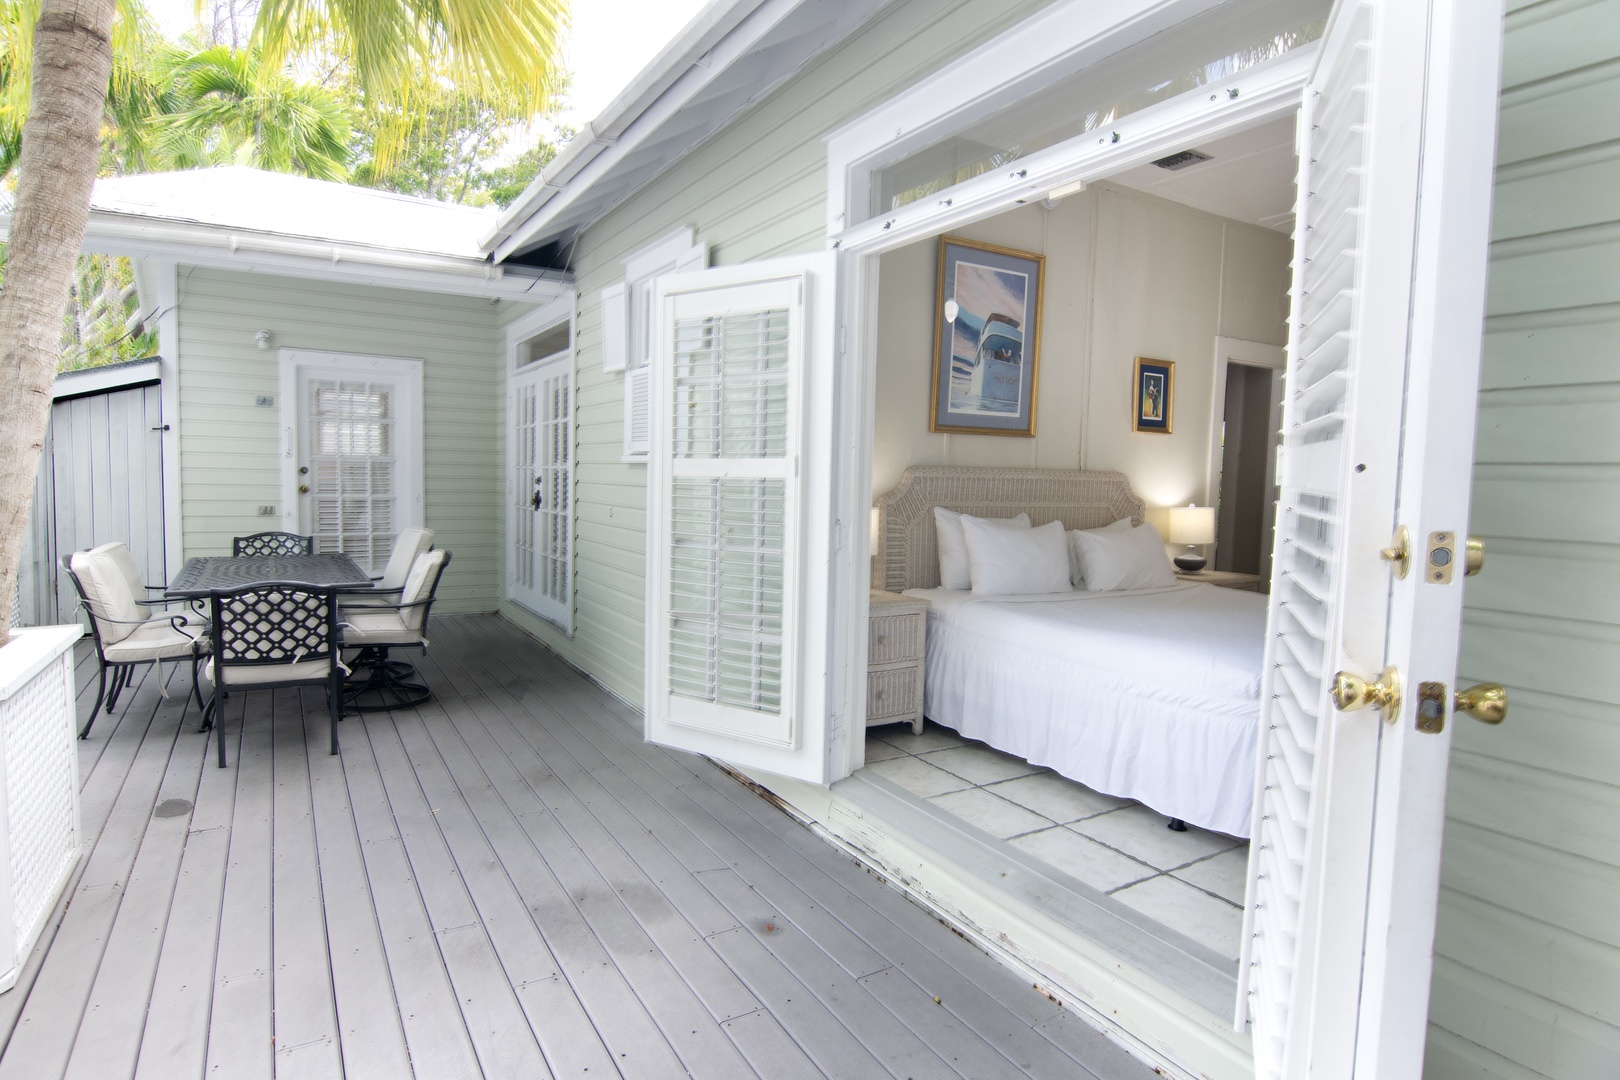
[{"xmin": 1166, "ymin": 505, "xmax": 1216, "ymax": 546}]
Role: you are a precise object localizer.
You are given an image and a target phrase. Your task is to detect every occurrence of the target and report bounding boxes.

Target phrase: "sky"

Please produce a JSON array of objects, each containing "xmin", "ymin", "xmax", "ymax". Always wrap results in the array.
[{"xmin": 141, "ymin": 0, "xmax": 714, "ymax": 130}]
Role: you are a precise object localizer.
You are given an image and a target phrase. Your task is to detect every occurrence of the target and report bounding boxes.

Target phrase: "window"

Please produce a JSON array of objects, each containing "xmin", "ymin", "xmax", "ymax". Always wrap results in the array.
[{"xmin": 604, "ymin": 227, "xmax": 708, "ymax": 460}]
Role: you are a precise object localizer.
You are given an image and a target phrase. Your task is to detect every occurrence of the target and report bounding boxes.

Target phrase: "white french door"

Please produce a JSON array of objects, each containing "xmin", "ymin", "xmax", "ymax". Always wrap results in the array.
[
  {"xmin": 645, "ymin": 253, "xmax": 838, "ymax": 784},
  {"xmin": 1238, "ymin": 1, "xmax": 1503, "ymax": 1077},
  {"xmin": 508, "ymin": 354, "xmax": 572, "ymax": 627},
  {"xmin": 279, "ymin": 352, "xmax": 423, "ymax": 573}
]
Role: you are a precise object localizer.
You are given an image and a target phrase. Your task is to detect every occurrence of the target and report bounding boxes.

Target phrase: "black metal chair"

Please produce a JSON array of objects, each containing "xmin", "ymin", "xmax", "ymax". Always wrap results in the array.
[
  {"xmin": 232, "ymin": 531, "xmax": 314, "ymax": 557},
  {"xmin": 63, "ymin": 544, "xmax": 208, "ymax": 739},
  {"xmin": 203, "ymin": 583, "xmax": 345, "ymax": 766},
  {"xmin": 340, "ymin": 550, "xmax": 451, "ymax": 712}
]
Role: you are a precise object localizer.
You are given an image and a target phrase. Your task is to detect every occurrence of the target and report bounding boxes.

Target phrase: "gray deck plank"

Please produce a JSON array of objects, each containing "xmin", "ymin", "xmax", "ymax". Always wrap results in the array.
[
  {"xmin": 131, "ymin": 719, "xmax": 240, "ymax": 1080},
  {"xmin": 493, "ymin": 630, "xmax": 1127, "ymax": 1079},
  {"xmin": 203, "ymin": 692, "xmax": 276, "ymax": 1080},
  {"xmin": 1, "ymin": 616, "xmax": 1156, "ymax": 1080},
  {"xmin": 396, "ymin": 667, "xmax": 714, "ymax": 1079},
  {"xmin": 62, "ymin": 705, "xmax": 207, "ymax": 1080},
  {"xmin": 269, "ymin": 694, "xmax": 344, "ymax": 1080},
  {"xmin": 337, "ymin": 730, "xmax": 485, "ymax": 1080},
  {"xmin": 303, "ymin": 702, "xmax": 415, "ymax": 1080},
  {"xmin": 362, "ymin": 713, "xmax": 556, "ymax": 1079}
]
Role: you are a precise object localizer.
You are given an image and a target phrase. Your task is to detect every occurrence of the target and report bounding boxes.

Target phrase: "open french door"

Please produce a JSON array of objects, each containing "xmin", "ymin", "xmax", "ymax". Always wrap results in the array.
[
  {"xmin": 508, "ymin": 353, "xmax": 572, "ymax": 627},
  {"xmin": 644, "ymin": 253, "xmax": 838, "ymax": 784},
  {"xmin": 1239, "ymin": 1, "xmax": 1503, "ymax": 1077}
]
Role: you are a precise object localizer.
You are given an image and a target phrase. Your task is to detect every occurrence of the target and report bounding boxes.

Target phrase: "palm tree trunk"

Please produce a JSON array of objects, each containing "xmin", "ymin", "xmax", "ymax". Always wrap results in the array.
[{"xmin": 0, "ymin": 0, "xmax": 116, "ymax": 643}]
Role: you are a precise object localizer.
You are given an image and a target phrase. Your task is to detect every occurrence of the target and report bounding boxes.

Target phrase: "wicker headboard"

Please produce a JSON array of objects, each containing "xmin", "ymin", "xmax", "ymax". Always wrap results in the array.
[{"xmin": 873, "ymin": 466, "xmax": 1146, "ymax": 592}]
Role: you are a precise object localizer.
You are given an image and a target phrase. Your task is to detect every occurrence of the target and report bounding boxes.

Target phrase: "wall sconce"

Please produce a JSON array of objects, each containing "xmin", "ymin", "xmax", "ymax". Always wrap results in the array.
[
  {"xmin": 1166, "ymin": 504, "xmax": 1216, "ymax": 572},
  {"xmin": 254, "ymin": 329, "xmax": 273, "ymax": 351}
]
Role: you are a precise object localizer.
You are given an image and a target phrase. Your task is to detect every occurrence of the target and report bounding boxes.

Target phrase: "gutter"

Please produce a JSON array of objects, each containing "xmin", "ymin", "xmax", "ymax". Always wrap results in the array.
[
  {"xmin": 481, "ymin": 0, "xmax": 767, "ymax": 254},
  {"xmin": 0, "ymin": 212, "xmax": 572, "ymax": 302}
]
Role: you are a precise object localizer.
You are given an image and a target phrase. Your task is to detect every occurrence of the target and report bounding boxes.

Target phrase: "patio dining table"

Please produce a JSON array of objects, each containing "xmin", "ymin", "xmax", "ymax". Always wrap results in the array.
[{"xmin": 165, "ymin": 552, "xmax": 376, "ymax": 599}]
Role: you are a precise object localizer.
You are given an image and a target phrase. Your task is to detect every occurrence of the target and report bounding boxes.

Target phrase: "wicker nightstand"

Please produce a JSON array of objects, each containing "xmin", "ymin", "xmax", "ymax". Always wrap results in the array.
[
  {"xmin": 867, "ymin": 590, "xmax": 928, "ymax": 733},
  {"xmin": 1175, "ymin": 569, "xmax": 1264, "ymax": 592}
]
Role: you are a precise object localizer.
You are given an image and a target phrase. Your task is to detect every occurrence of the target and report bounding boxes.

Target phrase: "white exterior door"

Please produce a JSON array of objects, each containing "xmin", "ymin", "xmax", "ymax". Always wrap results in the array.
[
  {"xmin": 645, "ymin": 253, "xmax": 837, "ymax": 784},
  {"xmin": 280, "ymin": 351, "xmax": 423, "ymax": 573},
  {"xmin": 508, "ymin": 354, "xmax": 572, "ymax": 626},
  {"xmin": 1239, "ymin": 1, "xmax": 1503, "ymax": 1077}
]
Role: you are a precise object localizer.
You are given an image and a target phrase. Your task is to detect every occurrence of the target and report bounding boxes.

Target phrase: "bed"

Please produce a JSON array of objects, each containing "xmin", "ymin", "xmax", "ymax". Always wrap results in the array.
[{"xmin": 872, "ymin": 466, "xmax": 1264, "ymax": 838}]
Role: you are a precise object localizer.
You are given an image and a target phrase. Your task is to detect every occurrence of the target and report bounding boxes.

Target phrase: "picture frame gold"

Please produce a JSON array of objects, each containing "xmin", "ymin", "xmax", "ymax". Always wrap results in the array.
[
  {"xmin": 929, "ymin": 236, "xmax": 1044, "ymax": 437},
  {"xmin": 1132, "ymin": 356, "xmax": 1174, "ymax": 434}
]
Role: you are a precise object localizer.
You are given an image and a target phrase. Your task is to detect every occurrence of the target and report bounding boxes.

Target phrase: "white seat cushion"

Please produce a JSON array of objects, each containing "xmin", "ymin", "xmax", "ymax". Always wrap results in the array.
[
  {"xmin": 206, "ymin": 657, "xmax": 333, "ymax": 688},
  {"xmin": 71, "ymin": 548, "xmax": 151, "ymax": 645},
  {"xmin": 340, "ymin": 611, "xmax": 417, "ymax": 647},
  {"xmin": 102, "ymin": 620, "xmax": 207, "ymax": 662}
]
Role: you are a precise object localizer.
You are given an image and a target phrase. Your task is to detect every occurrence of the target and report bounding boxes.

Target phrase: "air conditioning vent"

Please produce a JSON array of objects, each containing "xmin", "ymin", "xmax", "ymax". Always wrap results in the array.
[{"xmin": 1151, "ymin": 149, "xmax": 1213, "ymax": 171}]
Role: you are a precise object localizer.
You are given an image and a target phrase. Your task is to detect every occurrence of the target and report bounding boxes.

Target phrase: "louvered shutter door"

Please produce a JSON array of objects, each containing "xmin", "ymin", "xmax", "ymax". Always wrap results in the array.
[
  {"xmin": 535, "ymin": 358, "xmax": 572, "ymax": 626},
  {"xmin": 307, "ymin": 378, "xmax": 398, "ymax": 572},
  {"xmin": 601, "ymin": 283, "xmax": 628, "ymax": 373},
  {"xmin": 645, "ymin": 254, "xmax": 837, "ymax": 784},
  {"xmin": 1239, "ymin": 4, "xmax": 1373, "ymax": 1073}
]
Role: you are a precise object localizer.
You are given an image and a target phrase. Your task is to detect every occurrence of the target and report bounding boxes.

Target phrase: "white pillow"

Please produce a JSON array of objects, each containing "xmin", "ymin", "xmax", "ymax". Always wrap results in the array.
[
  {"xmin": 1066, "ymin": 517, "xmax": 1133, "ymax": 587},
  {"xmin": 934, "ymin": 508, "xmax": 1030, "ymax": 590},
  {"xmin": 962, "ymin": 518, "xmax": 1072, "ymax": 596},
  {"xmin": 1069, "ymin": 521, "xmax": 1178, "ymax": 592}
]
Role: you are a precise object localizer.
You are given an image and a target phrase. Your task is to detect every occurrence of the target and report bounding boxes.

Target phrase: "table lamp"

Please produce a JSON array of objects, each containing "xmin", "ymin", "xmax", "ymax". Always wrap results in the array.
[{"xmin": 1167, "ymin": 504, "xmax": 1216, "ymax": 572}]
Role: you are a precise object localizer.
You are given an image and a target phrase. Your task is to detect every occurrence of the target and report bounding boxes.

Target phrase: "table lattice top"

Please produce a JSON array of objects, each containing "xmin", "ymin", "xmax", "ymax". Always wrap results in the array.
[{"xmin": 167, "ymin": 554, "xmax": 375, "ymax": 598}]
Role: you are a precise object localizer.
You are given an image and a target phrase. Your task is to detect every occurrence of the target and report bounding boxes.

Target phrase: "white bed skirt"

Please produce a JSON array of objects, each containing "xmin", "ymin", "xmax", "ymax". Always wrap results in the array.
[{"xmin": 920, "ymin": 612, "xmax": 1257, "ymax": 838}]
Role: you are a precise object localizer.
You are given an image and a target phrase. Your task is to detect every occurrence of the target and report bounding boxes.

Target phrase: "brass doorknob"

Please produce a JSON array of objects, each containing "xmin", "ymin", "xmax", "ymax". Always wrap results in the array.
[
  {"xmin": 1331, "ymin": 666, "xmax": 1402, "ymax": 723},
  {"xmin": 298, "ymin": 484, "xmax": 309, "ymax": 494},
  {"xmin": 1454, "ymin": 682, "xmax": 1506, "ymax": 725},
  {"xmin": 1465, "ymin": 537, "xmax": 1485, "ymax": 576}
]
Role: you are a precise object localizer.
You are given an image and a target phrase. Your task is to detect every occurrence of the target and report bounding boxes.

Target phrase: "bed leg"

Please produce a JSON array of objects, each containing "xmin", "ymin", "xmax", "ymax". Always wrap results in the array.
[{"xmin": 1167, "ymin": 818, "xmax": 1189, "ymax": 832}]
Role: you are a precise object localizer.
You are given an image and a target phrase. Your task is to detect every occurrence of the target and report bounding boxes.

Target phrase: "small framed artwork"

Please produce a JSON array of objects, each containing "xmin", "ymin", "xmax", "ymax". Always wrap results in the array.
[
  {"xmin": 1132, "ymin": 357, "xmax": 1174, "ymax": 434},
  {"xmin": 930, "ymin": 236, "xmax": 1044, "ymax": 437}
]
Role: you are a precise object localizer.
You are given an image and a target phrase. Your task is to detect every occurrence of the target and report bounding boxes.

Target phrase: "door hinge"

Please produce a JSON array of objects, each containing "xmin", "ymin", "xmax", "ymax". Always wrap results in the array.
[
  {"xmin": 835, "ymin": 519, "xmax": 849, "ymax": 551},
  {"xmin": 838, "ymin": 325, "xmax": 847, "ymax": 355}
]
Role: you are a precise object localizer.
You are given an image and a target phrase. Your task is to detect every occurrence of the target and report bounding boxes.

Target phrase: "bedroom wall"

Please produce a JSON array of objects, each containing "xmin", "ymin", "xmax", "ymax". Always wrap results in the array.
[{"xmin": 871, "ymin": 182, "xmax": 1292, "ymax": 510}]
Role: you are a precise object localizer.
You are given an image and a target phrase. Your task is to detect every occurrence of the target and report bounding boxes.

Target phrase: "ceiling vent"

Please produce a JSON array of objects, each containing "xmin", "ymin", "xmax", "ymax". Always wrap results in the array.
[{"xmin": 1151, "ymin": 149, "xmax": 1213, "ymax": 171}]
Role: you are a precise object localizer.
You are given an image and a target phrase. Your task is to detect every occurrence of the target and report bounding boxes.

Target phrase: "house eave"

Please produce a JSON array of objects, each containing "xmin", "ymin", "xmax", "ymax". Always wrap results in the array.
[
  {"xmin": 484, "ymin": 0, "xmax": 894, "ymax": 264},
  {"xmin": 0, "ymin": 211, "xmax": 571, "ymax": 302}
]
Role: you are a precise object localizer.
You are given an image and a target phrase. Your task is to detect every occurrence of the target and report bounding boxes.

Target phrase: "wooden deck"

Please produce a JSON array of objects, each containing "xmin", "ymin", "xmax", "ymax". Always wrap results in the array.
[{"xmin": 0, "ymin": 614, "xmax": 1151, "ymax": 1080}]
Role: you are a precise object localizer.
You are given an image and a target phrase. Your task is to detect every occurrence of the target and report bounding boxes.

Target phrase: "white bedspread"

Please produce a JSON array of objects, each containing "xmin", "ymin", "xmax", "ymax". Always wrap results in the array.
[{"xmin": 904, "ymin": 583, "xmax": 1265, "ymax": 837}]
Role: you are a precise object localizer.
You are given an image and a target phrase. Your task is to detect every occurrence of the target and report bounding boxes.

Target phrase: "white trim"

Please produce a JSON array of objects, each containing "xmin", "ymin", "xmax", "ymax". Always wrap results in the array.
[
  {"xmin": 830, "ymin": 46, "xmax": 1313, "ymax": 255},
  {"xmin": 137, "ymin": 259, "xmax": 185, "ymax": 578},
  {"xmin": 506, "ymin": 292, "xmax": 577, "ymax": 371},
  {"xmin": 623, "ymin": 227, "xmax": 697, "ymax": 280},
  {"xmin": 43, "ymin": 216, "xmax": 573, "ymax": 302},
  {"xmin": 277, "ymin": 350, "xmax": 425, "ymax": 541},
  {"xmin": 825, "ymin": 0, "xmax": 1228, "ymax": 233}
]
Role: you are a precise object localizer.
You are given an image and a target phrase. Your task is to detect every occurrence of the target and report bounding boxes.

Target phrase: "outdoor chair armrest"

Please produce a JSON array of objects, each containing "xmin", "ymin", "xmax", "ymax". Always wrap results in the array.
[{"xmin": 77, "ymin": 606, "xmax": 210, "ymax": 643}]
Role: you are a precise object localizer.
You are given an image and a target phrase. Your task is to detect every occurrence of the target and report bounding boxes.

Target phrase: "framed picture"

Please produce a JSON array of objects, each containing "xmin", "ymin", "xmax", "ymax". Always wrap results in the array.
[
  {"xmin": 930, "ymin": 236, "xmax": 1044, "ymax": 436},
  {"xmin": 1132, "ymin": 356, "xmax": 1174, "ymax": 434}
]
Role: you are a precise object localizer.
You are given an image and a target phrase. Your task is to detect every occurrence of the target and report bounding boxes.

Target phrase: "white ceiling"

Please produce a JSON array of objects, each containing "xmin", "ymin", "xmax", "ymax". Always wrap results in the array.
[{"xmin": 1104, "ymin": 115, "xmax": 1298, "ymax": 232}]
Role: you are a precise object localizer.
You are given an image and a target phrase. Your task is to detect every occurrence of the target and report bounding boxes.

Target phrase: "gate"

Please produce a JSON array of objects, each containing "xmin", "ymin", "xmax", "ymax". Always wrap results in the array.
[{"xmin": 15, "ymin": 361, "xmax": 167, "ymax": 627}]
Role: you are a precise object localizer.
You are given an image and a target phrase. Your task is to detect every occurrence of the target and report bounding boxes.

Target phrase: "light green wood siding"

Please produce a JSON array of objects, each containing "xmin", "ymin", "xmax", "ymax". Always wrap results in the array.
[
  {"xmin": 498, "ymin": 0, "xmax": 1055, "ymax": 704},
  {"xmin": 1427, "ymin": 1, "xmax": 1620, "ymax": 1075},
  {"xmin": 176, "ymin": 267, "xmax": 504, "ymax": 613}
]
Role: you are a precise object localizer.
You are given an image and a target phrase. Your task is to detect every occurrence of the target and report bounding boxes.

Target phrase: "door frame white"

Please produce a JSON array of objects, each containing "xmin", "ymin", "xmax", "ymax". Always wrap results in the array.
[
  {"xmin": 505, "ymin": 293, "xmax": 577, "ymax": 630},
  {"xmin": 277, "ymin": 349, "xmax": 425, "ymax": 541},
  {"xmin": 1206, "ymin": 335, "xmax": 1286, "ymax": 575},
  {"xmin": 828, "ymin": 37, "xmax": 1311, "ymax": 783}
]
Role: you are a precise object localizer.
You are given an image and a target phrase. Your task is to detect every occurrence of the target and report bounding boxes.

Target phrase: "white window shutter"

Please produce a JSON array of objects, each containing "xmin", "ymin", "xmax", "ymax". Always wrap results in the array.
[
  {"xmin": 600, "ymin": 282, "xmax": 628, "ymax": 373},
  {"xmin": 622, "ymin": 366, "xmax": 650, "ymax": 460}
]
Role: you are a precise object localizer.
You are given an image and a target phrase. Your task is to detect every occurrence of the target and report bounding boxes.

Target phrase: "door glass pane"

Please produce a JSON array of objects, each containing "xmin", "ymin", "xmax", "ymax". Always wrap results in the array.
[
  {"xmin": 870, "ymin": 0, "xmax": 1328, "ymax": 217},
  {"xmin": 308, "ymin": 378, "xmax": 397, "ymax": 571}
]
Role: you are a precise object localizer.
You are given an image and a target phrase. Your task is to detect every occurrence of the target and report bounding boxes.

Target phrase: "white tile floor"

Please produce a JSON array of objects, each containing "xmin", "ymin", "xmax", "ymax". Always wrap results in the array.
[{"xmin": 867, "ymin": 720, "xmax": 1249, "ymax": 961}]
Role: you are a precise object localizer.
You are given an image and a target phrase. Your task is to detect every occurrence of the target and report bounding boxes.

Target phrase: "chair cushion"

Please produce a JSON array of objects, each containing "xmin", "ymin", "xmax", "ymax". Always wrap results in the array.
[
  {"xmin": 206, "ymin": 657, "xmax": 333, "ymax": 688},
  {"xmin": 102, "ymin": 620, "xmax": 207, "ymax": 662},
  {"xmin": 398, "ymin": 549, "xmax": 447, "ymax": 630},
  {"xmin": 71, "ymin": 548, "xmax": 150, "ymax": 645},
  {"xmin": 340, "ymin": 611, "xmax": 417, "ymax": 647}
]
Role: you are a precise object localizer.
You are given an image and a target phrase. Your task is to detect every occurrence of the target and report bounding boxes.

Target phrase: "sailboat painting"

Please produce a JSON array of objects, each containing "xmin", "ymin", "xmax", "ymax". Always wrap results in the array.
[{"xmin": 931, "ymin": 236, "xmax": 1044, "ymax": 436}]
